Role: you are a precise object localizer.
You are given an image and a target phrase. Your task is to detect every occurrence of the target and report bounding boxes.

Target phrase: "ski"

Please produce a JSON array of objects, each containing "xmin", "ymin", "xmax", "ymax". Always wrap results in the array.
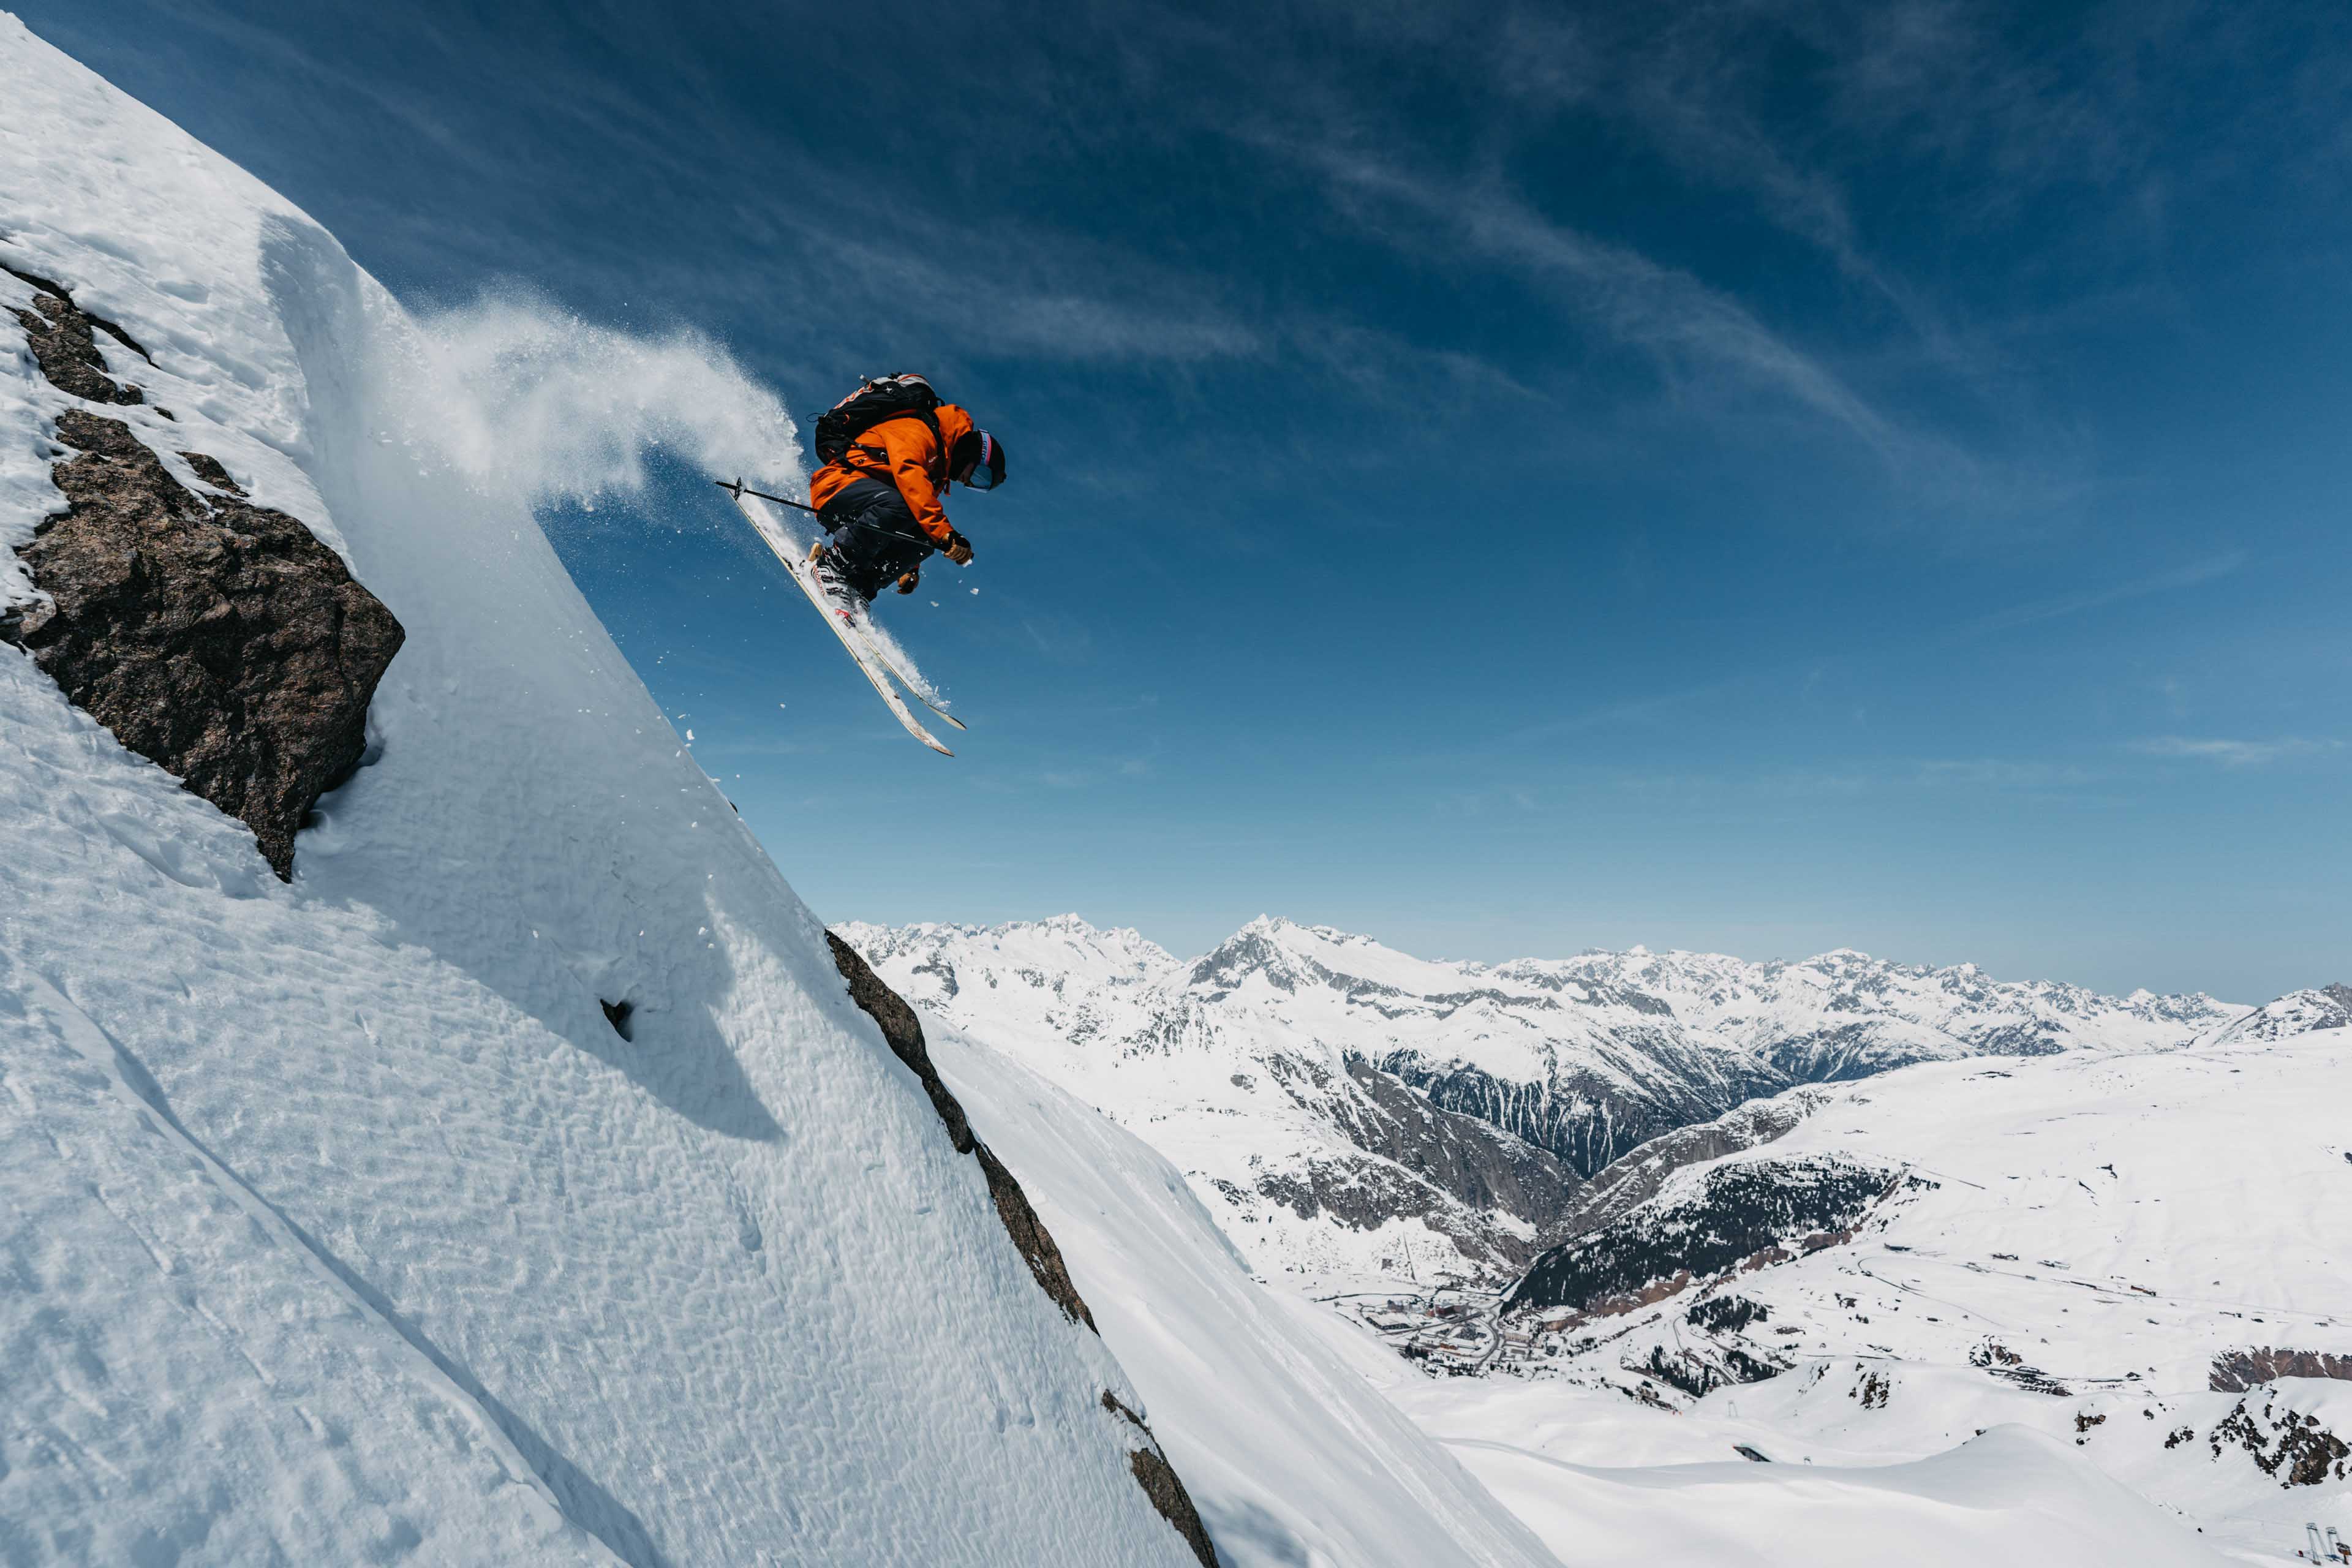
[
  {"xmin": 842, "ymin": 609, "xmax": 968, "ymax": 733},
  {"xmin": 723, "ymin": 481, "xmax": 954, "ymax": 757},
  {"xmin": 720, "ymin": 479, "xmax": 968, "ymax": 733}
]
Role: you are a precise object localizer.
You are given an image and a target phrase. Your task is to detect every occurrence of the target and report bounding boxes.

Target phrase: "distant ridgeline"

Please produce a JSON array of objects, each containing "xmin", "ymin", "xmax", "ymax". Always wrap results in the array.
[{"xmin": 844, "ymin": 915, "xmax": 2247, "ymax": 1289}]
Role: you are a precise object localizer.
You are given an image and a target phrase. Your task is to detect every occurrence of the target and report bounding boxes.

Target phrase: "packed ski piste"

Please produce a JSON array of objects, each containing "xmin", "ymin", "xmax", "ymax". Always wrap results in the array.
[{"xmin": 722, "ymin": 372, "xmax": 1003, "ymax": 756}]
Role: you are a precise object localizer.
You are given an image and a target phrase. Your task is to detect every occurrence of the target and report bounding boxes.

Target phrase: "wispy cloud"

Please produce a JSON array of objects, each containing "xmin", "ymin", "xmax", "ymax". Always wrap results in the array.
[
  {"xmin": 1264, "ymin": 135, "xmax": 2010, "ymax": 502},
  {"xmin": 2130, "ymin": 736, "xmax": 2342, "ymax": 769},
  {"xmin": 804, "ymin": 234, "xmax": 1260, "ymax": 366},
  {"xmin": 1483, "ymin": 5, "xmax": 1972, "ymax": 356},
  {"xmin": 1964, "ymin": 551, "xmax": 2245, "ymax": 636}
]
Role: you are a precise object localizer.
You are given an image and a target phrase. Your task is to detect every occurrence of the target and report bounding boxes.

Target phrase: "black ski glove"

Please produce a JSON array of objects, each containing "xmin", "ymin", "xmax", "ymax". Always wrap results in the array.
[{"xmin": 940, "ymin": 529, "xmax": 974, "ymax": 566}]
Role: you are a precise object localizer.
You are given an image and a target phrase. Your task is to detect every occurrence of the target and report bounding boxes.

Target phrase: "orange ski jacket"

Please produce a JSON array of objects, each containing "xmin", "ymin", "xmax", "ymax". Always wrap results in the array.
[{"xmin": 809, "ymin": 402, "xmax": 976, "ymax": 546}]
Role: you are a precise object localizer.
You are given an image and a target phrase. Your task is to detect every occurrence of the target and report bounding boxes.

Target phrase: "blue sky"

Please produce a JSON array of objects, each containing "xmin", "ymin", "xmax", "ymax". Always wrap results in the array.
[{"xmin": 26, "ymin": 1, "xmax": 2350, "ymax": 999}]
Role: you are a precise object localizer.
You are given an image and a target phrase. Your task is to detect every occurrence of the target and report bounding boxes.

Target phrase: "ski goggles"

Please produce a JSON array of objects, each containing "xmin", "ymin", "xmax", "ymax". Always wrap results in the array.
[{"xmin": 958, "ymin": 430, "xmax": 1001, "ymax": 489}]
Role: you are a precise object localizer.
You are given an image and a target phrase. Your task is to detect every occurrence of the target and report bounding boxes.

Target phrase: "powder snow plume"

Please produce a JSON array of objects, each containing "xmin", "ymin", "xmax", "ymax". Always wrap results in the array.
[
  {"xmin": 391, "ymin": 288, "xmax": 956, "ymax": 709},
  {"xmin": 395, "ymin": 288, "xmax": 802, "ymax": 507}
]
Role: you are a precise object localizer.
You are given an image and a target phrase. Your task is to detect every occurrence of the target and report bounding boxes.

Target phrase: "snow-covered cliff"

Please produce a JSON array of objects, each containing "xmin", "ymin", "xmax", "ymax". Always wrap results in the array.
[{"xmin": 0, "ymin": 19, "xmax": 1207, "ymax": 1565}]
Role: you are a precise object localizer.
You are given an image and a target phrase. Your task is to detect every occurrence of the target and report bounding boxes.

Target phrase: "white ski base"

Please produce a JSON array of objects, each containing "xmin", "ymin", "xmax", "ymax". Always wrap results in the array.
[{"xmin": 725, "ymin": 483, "xmax": 953, "ymax": 756}]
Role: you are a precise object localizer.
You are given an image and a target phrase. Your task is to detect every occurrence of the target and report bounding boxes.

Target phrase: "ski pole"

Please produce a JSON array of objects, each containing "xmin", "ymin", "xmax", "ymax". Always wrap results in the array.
[
  {"xmin": 717, "ymin": 478, "xmax": 939, "ymax": 551},
  {"xmin": 720, "ymin": 478, "xmax": 820, "ymax": 515}
]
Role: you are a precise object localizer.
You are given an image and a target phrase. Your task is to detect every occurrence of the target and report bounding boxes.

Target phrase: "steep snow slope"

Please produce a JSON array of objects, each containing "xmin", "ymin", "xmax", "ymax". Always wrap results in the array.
[
  {"xmin": 0, "ymin": 20, "xmax": 1197, "ymax": 1566},
  {"xmin": 846, "ymin": 914, "xmax": 2244, "ymax": 1291},
  {"xmin": 1380, "ymin": 993, "xmax": 2352, "ymax": 1563},
  {"xmin": 928, "ymin": 1019, "xmax": 1564, "ymax": 1568}
]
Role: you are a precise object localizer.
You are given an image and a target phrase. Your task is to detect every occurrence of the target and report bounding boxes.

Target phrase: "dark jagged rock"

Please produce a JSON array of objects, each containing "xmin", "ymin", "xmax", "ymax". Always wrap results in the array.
[
  {"xmin": 826, "ymin": 931, "xmax": 1089, "ymax": 1324},
  {"xmin": 2211, "ymin": 1348, "xmax": 2352, "ymax": 1393},
  {"xmin": 1254, "ymin": 1156, "xmax": 1479, "ymax": 1237},
  {"xmin": 824, "ymin": 933, "xmax": 1219, "ymax": 1563},
  {"xmin": 2211, "ymin": 1386, "xmax": 2352, "ymax": 1487},
  {"xmin": 826, "ymin": 930, "xmax": 974, "ymax": 1153},
  {"xmin": 2, "ymin": 409, "xmax": 403, "ymax": 879},
  {"xmin": 1243, "ymin": 1055, "xmax": 1578, "ymax": 1272},
  {"xmin": 181, "ymin": 450, "xmax": 246, "ymax": 496},
  {"xmin": 975, "ymin": 1144, "xmax": 1097, "ymax": 1333},
  {"xmin": 6, "ymin": 263, "xmax": 149, "ymax": 404},
  {"xmin": 1101, "ymin": 1393, "xmax": 1218, "ymax": 1568}
]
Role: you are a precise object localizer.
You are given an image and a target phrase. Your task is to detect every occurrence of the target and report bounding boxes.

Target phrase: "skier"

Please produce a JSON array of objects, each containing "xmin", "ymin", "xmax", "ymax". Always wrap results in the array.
[{"xmin": 806, "ymin": 374, "xmax": 1006, "ymax": 604}]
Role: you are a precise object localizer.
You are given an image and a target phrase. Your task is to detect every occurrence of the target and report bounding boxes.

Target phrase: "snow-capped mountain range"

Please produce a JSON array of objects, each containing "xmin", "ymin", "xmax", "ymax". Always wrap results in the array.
[{"xmin": 840, "ymin": 915, "xmax": 2247, "ymax": 1290}]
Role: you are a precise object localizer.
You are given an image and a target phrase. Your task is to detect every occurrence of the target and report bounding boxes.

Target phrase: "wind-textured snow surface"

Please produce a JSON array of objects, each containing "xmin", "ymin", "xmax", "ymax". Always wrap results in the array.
[
  {"xmin": 0, "ymin": 19, "xmax": 1192, "ymax": 1567},
  {"xmin": 930, "ymin": 1020, "xmax": 1564, "ymax": 1568}
]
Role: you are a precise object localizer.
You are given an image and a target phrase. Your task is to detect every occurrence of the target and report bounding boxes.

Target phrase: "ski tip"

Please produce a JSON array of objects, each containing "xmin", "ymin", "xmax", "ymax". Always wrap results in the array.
[
  {"xmin": 938, "ymin": 712, "xmax": 969, "ymax": 732},
  {"xmin": 925, "ymin": 737, "xmax": 956, "ymax": 757}
]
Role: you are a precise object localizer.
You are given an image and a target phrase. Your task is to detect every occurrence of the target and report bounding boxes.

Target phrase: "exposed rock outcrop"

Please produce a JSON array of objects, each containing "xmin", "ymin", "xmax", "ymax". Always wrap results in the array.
[
  {"xmin": 6, "ymin": 262, "xmax": 151, "ymax": 404},
  {"xmin": 4, "ymin": 277, "xmax": 403, "ymax": 880},
  {"xmin": 2211, "ymin": 1384, "xmax": 2352, "ymax": 1487},
  {"xmin": 823, "ymin": 932, "xmax": 1215, "ymax": 1564},
  {"xmin": 2211, "ymin": 1348, "xmax": 2352, "ymax": 1393},
  {"xmin": 826, "ymin": 930, "xmax": 976, "ymax": 1152},
  {"xmin": 1335, "ymin": 1057, "xmax": 1579, "ymax": 1250},
  {"xmin": 974, "ymin": 1143, "xmax": 1097, "ymax": 1335},
  {"xmin": 1101, "ymin": 1393, "xmax": 1218, "ymax": 1568},
  {"xmin": 1240, "ymin": 1052, "xmax": 1578, "ymax": 1272}
]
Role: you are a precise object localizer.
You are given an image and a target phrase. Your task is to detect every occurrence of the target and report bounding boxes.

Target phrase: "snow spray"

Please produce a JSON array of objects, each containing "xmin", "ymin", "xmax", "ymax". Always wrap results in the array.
[{"xmin": 398, "ymin": 288, "xmax": 800, "ymax": 507}]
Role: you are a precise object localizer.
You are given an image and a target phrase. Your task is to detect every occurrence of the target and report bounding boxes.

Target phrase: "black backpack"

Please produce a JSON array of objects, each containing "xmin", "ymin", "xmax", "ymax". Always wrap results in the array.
[{"xmin": 813, "ymin": 373, "xmax": 941, "ymax": 466}]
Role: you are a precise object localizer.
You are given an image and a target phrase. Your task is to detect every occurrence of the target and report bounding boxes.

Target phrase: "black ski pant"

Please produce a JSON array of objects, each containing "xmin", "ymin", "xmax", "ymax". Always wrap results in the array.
[{"xmin": 816, "ymin": 477, "xmax": 933, "ymax": 603}]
